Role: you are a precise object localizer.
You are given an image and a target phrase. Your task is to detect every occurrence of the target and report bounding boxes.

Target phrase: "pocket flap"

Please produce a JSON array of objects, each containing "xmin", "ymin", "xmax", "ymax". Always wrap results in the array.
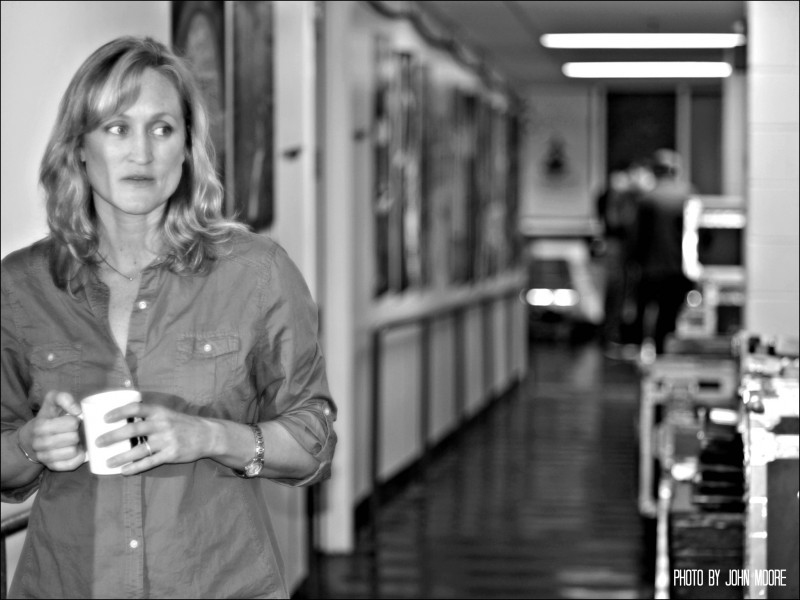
[
  {"xmin": 30, "ymin": 344, "xmax": 82, "ymax": 369},
  {"xmin": 177, "ymin": 332, "xmax": 241, "ymax": 360}
]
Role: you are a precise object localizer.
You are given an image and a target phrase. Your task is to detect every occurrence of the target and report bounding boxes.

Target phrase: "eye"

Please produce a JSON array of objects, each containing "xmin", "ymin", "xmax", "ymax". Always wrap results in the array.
[
  {"xmin": 106, "ymin": 124, "xmax": 127, "ymax": 136},
  {"xmin": 152, "ymin": 124, "xmax": 174, "ymax": 138}
]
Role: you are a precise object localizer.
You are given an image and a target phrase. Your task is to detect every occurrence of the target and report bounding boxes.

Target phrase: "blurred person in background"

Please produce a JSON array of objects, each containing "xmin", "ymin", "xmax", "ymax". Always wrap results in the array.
[
  {"xmin": 1, "ymin": 36, "xmax": 336, "ymax": 599},
  {"xmin": 597, "ymin": 160, "xmax": 653, "ymax": 359},
  {"xmin": 632, "ymin": 149, "xmax": 695, "ymax": 355}
]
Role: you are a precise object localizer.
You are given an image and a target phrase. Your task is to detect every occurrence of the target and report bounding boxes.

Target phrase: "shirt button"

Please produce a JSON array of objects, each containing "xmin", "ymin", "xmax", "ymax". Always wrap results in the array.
[
  {"xmin": 129, "ymin": 539, "xmax": 139, "ymax": 549},
  {"xmin": 123, "ymin": 379, "xmax": 132, "ymax": 388},
  {"xmin": 137, "ymin": 301, "xmax": 148, "ymax": 310},
  {"xmin": 203, "ymin": 343, "xmax": 212, "ymax": 353},
  {"xmin": 47, "ymin": 353, "xmax": 55, "ymax": 362}
]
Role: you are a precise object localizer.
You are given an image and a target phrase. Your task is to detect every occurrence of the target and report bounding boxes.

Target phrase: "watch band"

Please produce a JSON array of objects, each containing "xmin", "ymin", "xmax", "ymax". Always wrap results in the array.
[{"xmin": 235, "ymin": 423, "xmax": 265, "ymax": 478}]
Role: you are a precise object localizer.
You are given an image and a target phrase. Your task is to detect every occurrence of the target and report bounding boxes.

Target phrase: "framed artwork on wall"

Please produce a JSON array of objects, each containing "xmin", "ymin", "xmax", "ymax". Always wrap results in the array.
[
  {"xmin": 373, "ymin": 35, "xmax": 398, "ymax": 296},
  {"xmin": 231, "ymin": 0, "xmax": 273, "ymax": 230},
  {"xmin": 172, "ymin": 0, "xmax": 226, "ymax": 183},
  {"xmin": 449, "ymin": 88, "xmax": 474, "ymax": 285},
  {"xmin": 172, "ymin": 1, "xmax": 274, "ymax": 231},
  {"xmin": 506, "ymin": 110, "xmax": 522, "ymax": 269},
  {"xmin": 398, "ymin": 51, "xmax": 425, "ymax": 291},
  {"xmin": 421, "ymin": 75, "xmax": 450, "ymax": 289},
  {"xmin": 370, "ymin": 37, "xmax": 523, "ymax": 296}
]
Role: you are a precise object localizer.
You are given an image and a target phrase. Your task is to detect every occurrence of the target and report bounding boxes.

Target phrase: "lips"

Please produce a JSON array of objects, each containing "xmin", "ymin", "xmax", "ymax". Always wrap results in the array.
[{"xmin": 122, "ymin": 175, "xmax": 155, "ymax": 185}]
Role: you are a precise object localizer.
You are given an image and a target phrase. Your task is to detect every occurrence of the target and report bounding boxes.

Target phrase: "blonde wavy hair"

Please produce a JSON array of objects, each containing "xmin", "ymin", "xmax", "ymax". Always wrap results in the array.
[{"xmin": 40, "ymin": 36, "xmax": 246, "ymax": 292}]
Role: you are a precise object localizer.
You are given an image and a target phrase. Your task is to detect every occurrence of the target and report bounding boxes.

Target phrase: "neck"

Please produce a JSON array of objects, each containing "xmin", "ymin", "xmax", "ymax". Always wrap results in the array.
[
  {"xmin": 94, "ymin": 195, "xmax": 166, "ymax": 254},
  {"xmin": 95, "ymin": 206, "xmax": 165, "ymax": 271},
  {"xmin": 96, "ymin": 232, "xmax": 163, "ymax": 283}
]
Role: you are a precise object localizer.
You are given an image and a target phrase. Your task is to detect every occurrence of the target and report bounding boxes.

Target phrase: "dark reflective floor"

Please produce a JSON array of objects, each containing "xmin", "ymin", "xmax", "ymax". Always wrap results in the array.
[{"xmin": 310, "ymin": 340, "xmax": 653, "ymax": 599}]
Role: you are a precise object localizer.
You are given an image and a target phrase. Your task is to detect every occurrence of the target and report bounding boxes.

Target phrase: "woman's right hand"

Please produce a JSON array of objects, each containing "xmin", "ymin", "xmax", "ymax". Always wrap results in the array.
[{"xmin": 19, "ymin": 391, "xmax": 85, "ymax": 471}]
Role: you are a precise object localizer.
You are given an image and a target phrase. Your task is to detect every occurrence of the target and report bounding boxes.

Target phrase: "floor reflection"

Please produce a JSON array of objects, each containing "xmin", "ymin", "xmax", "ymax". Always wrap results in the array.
[{"xmin": 309, "ymin": 340, "xmax": 652, "ymax": 599}]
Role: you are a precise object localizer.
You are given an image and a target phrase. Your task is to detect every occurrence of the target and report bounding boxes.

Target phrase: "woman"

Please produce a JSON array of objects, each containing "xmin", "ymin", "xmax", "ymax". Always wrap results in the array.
[{"xmin": 1, "ymin": 36, "xmax": 336, "ymax": 599}]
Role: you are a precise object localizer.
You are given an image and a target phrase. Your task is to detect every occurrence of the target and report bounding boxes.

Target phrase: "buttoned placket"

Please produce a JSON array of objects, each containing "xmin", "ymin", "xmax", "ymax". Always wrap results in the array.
[
  {"xmin": 122, "ymin": 473, "xmax": 145, "ymax": 597},
  {"xmin": 120, "ymin": 268, "xmax": 156, "ymax": 597},
  {"xmin": 85, "ymin": 267, "xmax": 155, "ymax": 596}
]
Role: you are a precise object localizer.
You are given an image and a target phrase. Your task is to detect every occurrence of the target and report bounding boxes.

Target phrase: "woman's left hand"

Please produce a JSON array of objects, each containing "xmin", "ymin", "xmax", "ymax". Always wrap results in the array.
[{"xmin": 97, "ymin": 403, "xmax": 214, "ymax": 475}]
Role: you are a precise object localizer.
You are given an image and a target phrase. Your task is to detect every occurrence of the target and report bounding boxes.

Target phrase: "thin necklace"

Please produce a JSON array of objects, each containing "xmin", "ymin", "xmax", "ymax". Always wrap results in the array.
[{"xmin": 98, "ymin": 253, "xmax": 141, "ymax": 282}]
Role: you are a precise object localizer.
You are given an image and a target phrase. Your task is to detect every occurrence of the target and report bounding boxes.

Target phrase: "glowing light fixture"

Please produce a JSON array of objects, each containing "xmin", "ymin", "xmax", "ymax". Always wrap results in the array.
[
  {"xmin": 525, "ymin": 288, "xmax": 579, "ymax": 307},
  {"xmin": 709, "ymin": 408, "xmax": 739, "ymax": 425},
  {"xmin": 526, "ymin": 288, "xmax": 554, "ymax": 307},
  {"xmin": 553, "ymin": 289, "xmax": 580, "ymax": 307},
  {"xmin": 541, "ymin": 33, "xmax": 745, "ymax": 49},
  {"xmin": 563, "ymin": 62, "xmax": 732, "ymax": 78}
]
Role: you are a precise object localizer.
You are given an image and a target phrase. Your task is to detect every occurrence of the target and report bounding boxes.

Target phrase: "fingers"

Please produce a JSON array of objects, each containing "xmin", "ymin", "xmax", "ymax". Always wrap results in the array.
[
  {"xmin": 103, "ymin": 401, "xmax": 150, "ymax": 424},
  {"xmin": 39, "ymin": 391, "xmax": 82, "ymax": 419},
  {"xmin": 109, "ymin": 440, "xmax": 161, "ymax": 476},
  {"xmin": 96, "ymin": 420, "xmax": 151, "ymax": 448},
  {"xmin": 29, "ymin": 392, "xmax": 83, "ymax": 471},
  {"xmin": 30, "ymin": 414, "xmax": 81, "ymax": 437},
  {"xmin": 36, "ymin": 443, "xmax": 85, "ymax": 465},
  {"xmin": 31, "ymin": 430, "xmax": 81, "ymax": 453},
  {"xmin": 27, "ymin": 413, "xmax": 81, "ymax": 464},
  {"xmin": 48, "ymin": 453, "xmax": 88, "ymax": 473},
  {"xmin": 28, "ymin": 423, "xmax": 84, "ymax": 471},
  {"xmin": 120, "ymin": 456, "xmax": 157, "ymax": 476}
]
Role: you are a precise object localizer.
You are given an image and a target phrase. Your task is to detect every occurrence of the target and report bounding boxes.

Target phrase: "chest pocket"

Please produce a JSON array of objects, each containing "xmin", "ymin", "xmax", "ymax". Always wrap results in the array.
[
  {"xmin": 175, "ymin": 332, "xmax": 241, "ymax": 404},
  {"xmin": 28, "ymin": 344, "xmax": 82, "ymax": 411}
]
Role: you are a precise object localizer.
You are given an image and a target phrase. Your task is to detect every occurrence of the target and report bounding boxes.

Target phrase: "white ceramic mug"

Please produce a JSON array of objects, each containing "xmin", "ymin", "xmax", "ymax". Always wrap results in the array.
[{"xmin": 80, "ymin": 389, "xmax": 142, "ymax": 475}]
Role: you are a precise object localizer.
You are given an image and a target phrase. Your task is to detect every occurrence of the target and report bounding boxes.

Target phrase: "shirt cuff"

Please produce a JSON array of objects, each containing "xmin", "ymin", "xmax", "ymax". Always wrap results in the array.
[
  {"xmin": 0, "ymin": 471, "xmax": 42, "ymax": 504},
  {"xmin": 269, "ymin": 400, "xmax": 337, "ymax": 487}
]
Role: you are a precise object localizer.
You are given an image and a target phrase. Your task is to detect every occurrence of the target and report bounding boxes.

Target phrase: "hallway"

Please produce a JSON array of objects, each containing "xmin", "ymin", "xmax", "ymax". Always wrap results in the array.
[{"xmin": 311, "ymin": 341, "xmax": 652, "ymax": 599}]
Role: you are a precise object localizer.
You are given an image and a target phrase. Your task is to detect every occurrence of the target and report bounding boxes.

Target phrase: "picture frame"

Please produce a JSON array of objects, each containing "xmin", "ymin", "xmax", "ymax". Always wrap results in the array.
[
  {"xmin": 172, "ymin": 0, "xmax": 226, "ymax": 182},
  {"xmin": 373, "ymin": 35, "xmax": 396, "ymax": 296},
  {"xmin": 231, "ymin": 0, "xmax": 274, "ymax": 230},
  {"xmin": 172, "ymin": 1, "xmax": 274, "ymax": 230}
]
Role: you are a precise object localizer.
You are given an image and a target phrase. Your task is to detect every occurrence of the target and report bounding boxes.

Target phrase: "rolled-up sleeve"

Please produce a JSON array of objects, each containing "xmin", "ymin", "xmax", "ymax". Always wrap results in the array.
[
  {"xmin": 1, "ymin": 268, "xmax": 43, "ymax": 503},
  {"xmin": 252, "ymin": 244, "xmax": 337, "ymax": 487}
]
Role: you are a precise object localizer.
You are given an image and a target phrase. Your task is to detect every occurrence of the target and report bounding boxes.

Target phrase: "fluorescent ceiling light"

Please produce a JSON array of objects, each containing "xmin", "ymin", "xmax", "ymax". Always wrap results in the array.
[
  {"xmin": 541, "ymin": 33, "xmax": 746, "ymax": 49},
  {"xmin": 562, "ymin": 62, "xmax": 733, "ymax": 78}
]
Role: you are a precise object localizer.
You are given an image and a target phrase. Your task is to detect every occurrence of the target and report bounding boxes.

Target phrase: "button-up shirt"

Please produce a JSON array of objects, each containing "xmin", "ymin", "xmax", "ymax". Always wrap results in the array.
[{"xmin": 1, "ymin": 231, "xmax": 336, "ymax": 599}]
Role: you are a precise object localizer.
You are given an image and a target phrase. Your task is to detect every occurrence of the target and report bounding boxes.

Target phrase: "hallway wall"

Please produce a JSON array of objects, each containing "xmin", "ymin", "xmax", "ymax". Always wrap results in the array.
[
  {"xmin": 519, "ymin": 85, "xmax": 603, "ymax": 236},
  {"xmin": 320, "ymin": 0, "xmax": 528, "ymax": 553},
  {"xmin": 745, "ymin": 0, "xmax": 800, "ymax": 337},
  {"xmin": 0, "ymin": 1, "xmax": 171, "ymax": 258}
]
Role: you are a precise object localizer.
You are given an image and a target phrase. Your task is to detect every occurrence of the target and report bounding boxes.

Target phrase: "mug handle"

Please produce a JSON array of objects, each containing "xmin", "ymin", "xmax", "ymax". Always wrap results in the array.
[{"xmin": 76, "ymin": 413, "xmax": 89, "ymax": 464}]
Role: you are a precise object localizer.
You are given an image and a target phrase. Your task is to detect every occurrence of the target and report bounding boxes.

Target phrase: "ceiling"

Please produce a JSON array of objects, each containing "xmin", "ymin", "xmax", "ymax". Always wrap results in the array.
[{"xmin": 416, "ymin": 0, "xmax": 747, "ymax": 92}]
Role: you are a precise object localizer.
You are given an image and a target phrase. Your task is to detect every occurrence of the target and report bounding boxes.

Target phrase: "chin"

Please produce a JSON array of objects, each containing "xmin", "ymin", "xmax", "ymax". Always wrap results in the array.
[{"xmin": 113, "ymin": 198, "xmax": 170, "ymax": 217}]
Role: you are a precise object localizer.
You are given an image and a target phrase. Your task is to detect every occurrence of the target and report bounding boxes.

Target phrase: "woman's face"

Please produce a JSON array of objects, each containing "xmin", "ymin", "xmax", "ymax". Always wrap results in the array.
[{"xmin": 81, "ymin": 68, "xmax": 186, "ymax": 220}]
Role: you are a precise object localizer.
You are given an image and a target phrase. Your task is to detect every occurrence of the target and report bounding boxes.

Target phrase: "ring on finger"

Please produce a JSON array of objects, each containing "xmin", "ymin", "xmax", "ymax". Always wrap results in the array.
[{"xmin": 143, "ymin": 440, "xmax": 153, "ymax": 457}]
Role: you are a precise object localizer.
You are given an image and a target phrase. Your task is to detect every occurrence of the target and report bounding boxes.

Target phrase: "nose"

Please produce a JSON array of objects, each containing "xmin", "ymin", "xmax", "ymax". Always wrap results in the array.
[{"xmin": 127, "ymin": 130, "xmax": 153, "ymax": 164}]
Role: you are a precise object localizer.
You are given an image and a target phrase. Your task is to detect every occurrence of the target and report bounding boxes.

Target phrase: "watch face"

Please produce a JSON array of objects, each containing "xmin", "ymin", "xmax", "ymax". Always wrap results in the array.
[{"xmin": 244, "ymin": 461, "xmax": 263, "ymax": 478}]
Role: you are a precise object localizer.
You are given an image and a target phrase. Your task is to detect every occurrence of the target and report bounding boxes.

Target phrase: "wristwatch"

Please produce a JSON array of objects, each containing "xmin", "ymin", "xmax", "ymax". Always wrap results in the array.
[{"xmin": 235, "ymin": 424, "xmax": 265, "ymax": 478}]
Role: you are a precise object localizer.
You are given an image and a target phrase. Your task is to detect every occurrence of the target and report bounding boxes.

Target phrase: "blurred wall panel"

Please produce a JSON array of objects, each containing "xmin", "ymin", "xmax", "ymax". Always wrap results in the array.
[{"xmin": 745, "ymin": 0, "xmax": 800, "ymax": 337}]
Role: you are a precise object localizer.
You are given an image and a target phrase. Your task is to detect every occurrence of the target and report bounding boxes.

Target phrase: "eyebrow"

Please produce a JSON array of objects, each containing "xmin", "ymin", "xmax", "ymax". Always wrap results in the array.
[{"xmin": 114, "ymin": 111, "xmax": 183, "ymax": 122}]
